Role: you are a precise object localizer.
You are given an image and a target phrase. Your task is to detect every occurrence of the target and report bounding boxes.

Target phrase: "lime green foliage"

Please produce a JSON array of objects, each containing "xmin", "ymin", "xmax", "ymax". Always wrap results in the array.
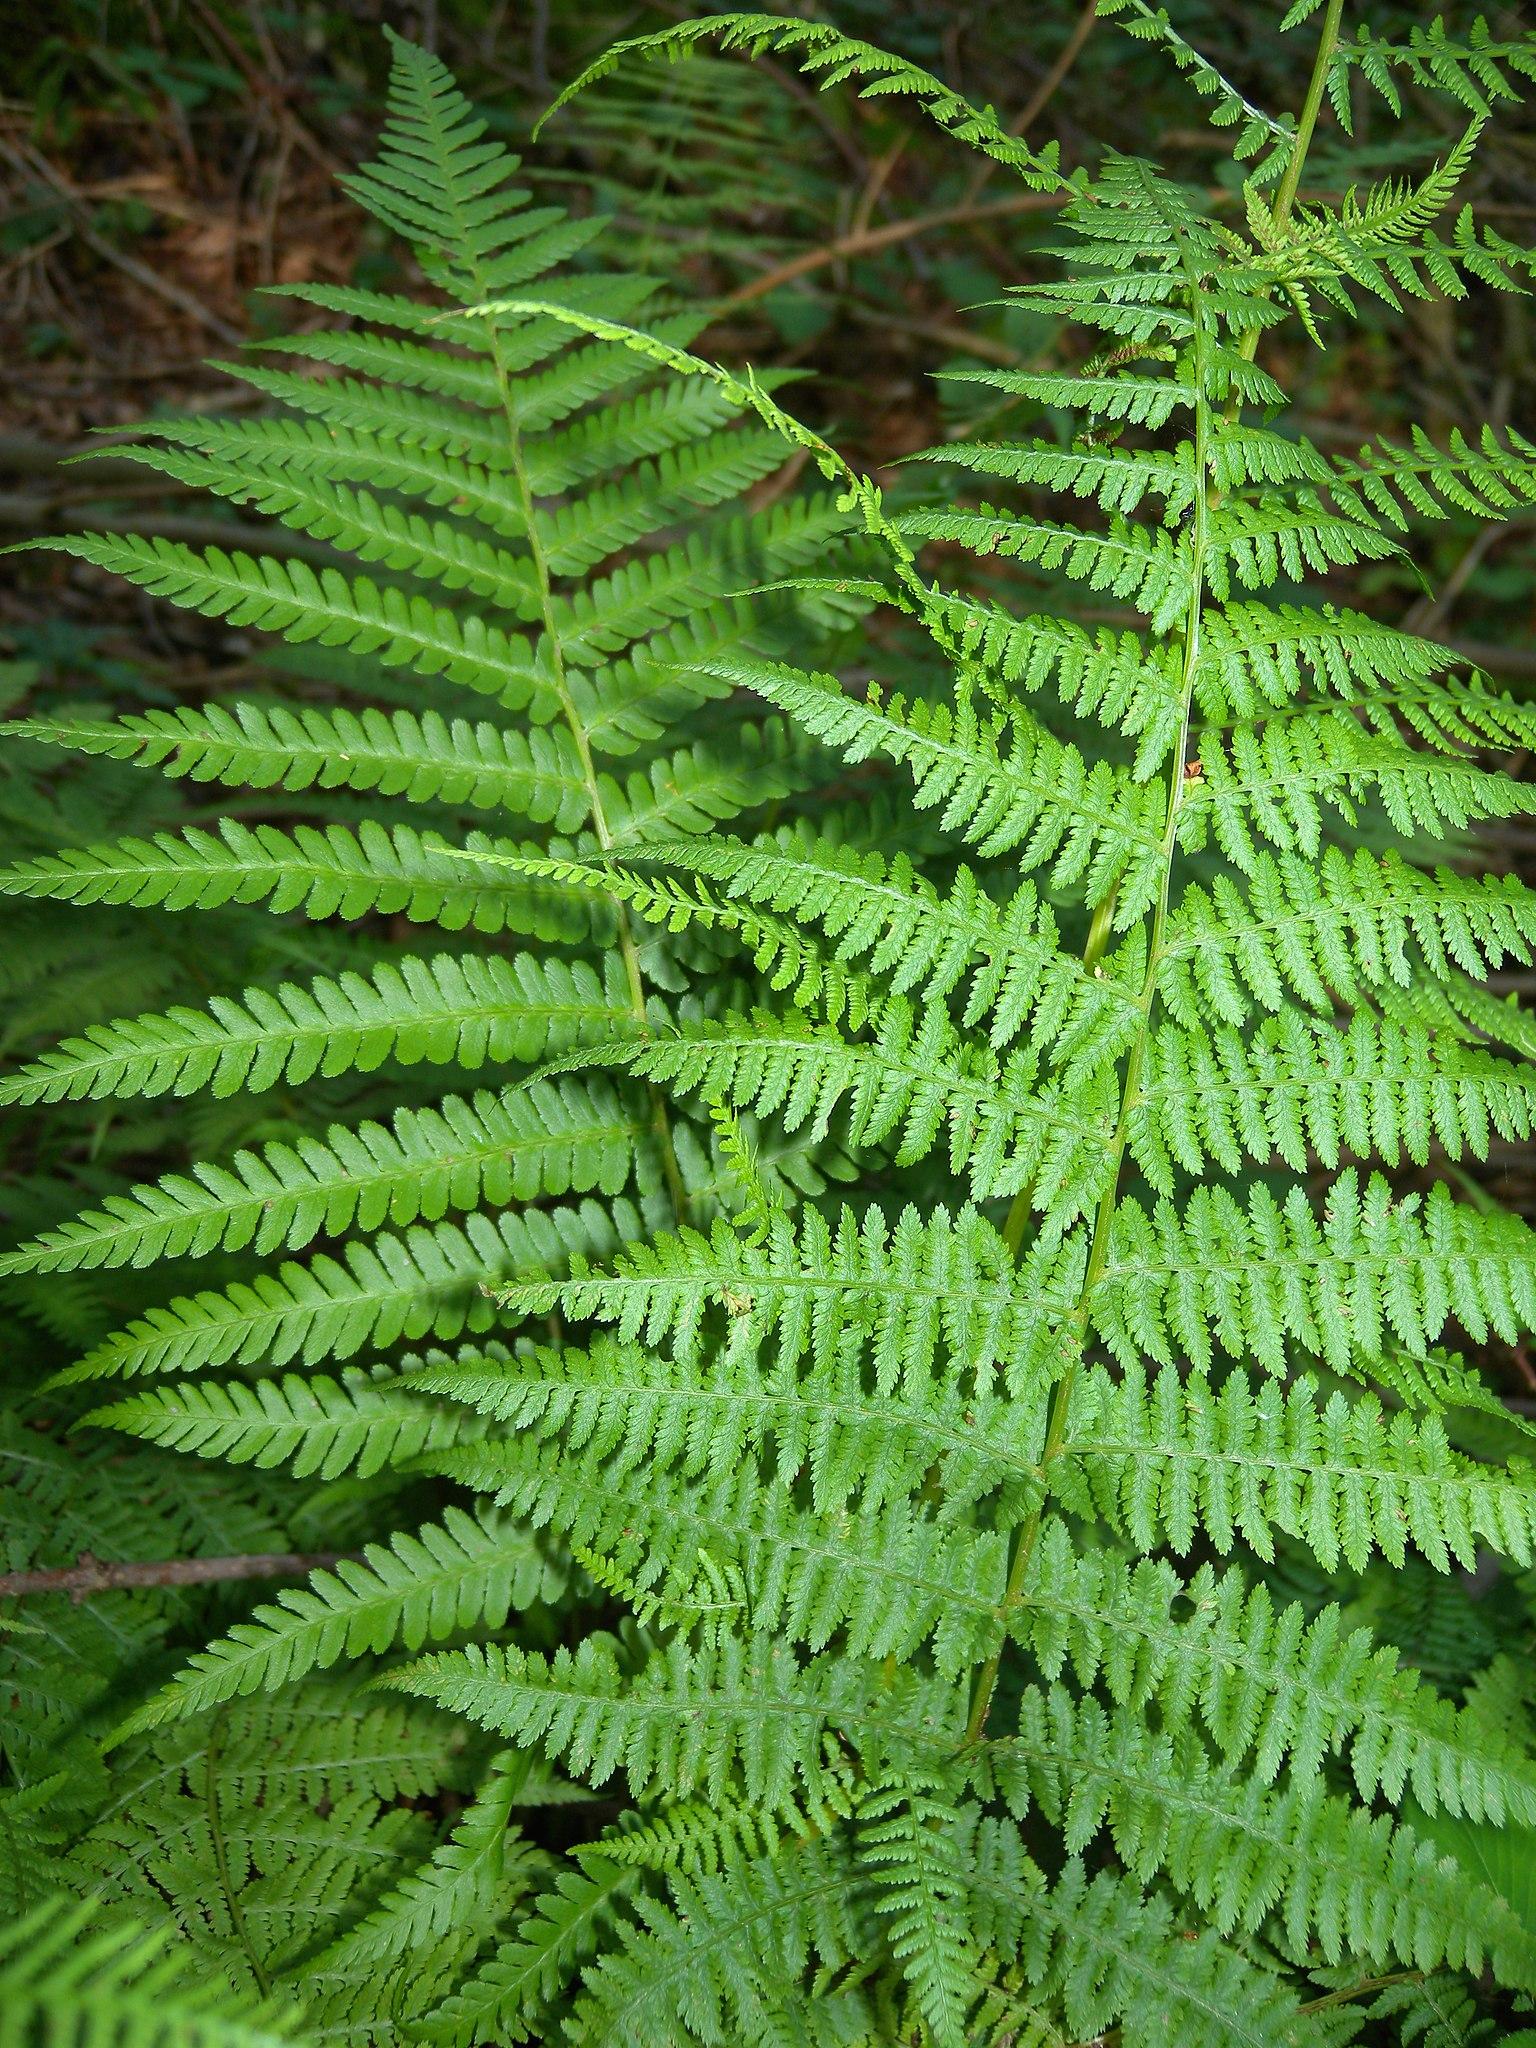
[
  {"xmin": 0, "ymin": 1897, "xmax": 304, "ymax": 2048},
  {"xmin": 9, "ymin": 14, "xmax": 1536, "ymax": 2046}
]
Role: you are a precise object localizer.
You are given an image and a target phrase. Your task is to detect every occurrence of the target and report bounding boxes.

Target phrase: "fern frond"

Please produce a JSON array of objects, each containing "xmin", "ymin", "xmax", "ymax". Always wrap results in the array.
[
  {"xmin": 1016, "ymin": 1522, "xmax": 1536, "ymax": 1823},
  {"xmin": 0, "ymin": 952, "xmax": 630, "ymax": 1106},
  {"xmin": 316, "ymin": 1751, "xmax": 540, "ymax": 1968},
  {"xmin": 132, "ymin": 409, "xmax": 528, "ymax": 538},
  {"xmin": 1096, "ymin": 1171, "xmax": 1536, "ymax": 1378},
  {"xmin": 898, "ymin": 507, "xmax": 1196, "ymax": 635},
  {"xmin": 1325, "ymin": 422, "xmax": 1536, "ymax": 528},
  {"xmin": 542, "ymin": 14, "xmax": 1070, "ymax": 187},
  {"xmin": 1160, "ymin": 850, "xmax": 1536, "ymax": 1026},
  {"xmin": 388, "ymin": 1633, "xmax": 949, "ymax": 1804},
  {"xmin": 344, "ymin": 27, "xmax": 584, "ymax": 297},
  {"xmin": 997, "ymin": 1687, "xmax": 1536, "ymax": 1984},
  {"xmin": 597, "ymin": 1763, "xmax": 855, "ymax": 1877},
  {"xmin": 12, "ymin": 22, "xmax": 1536, "ymax": 2032},
  {"xmin": 968, "ymin": 1851, "xmax": 1317, "ymax": 2048},
  {"xmin": 599, "ymin": 725, "xmax": 806, "ymax": 845},
  {"xmin": 1060, "ymin": 1360, "xmax": 1536, "ymax": 1571},
  {"xmin": 924, "ymin": 595, "xmax": 1183, "ymax": 773},
  {"xmin": 12, "ymin": 535, "xmax": 547, "ymax": 713},
  {"xmin": 1, "ymin": 1079, "xmax": 644, "ymax": 1272},
  {"xmin": 1128, "ymin": 1010, "xmax": 1536, "ymax": 1188},
  {"xmin": 1099, "ymin": 0, "xmax": 1295, "ymax": 169},
  {"xmin": 82, "ymin": 442, "xmax": 539, "ymax": 611},
  {"xmin": 539, "ymin": 431, "xmax": 790, "ymax": 573},
  {"xmin": 489, "ymin": 1202, "xmax": 1076, "ymax": 1397},
  {"xmin": 424, "ymin": 1435, "xmax": 1007, "ymax": 1675},
  {"xmin": 414, "ymin": 1857, "xmax": 639, "ymax": 2047},
  {"xmin": 83, "ymin": 1364, "xmax": 476, "ymax": 1482},
  {"xmin": 567, "ymin": 1833, "xmax": 869, "ymax": 2048},
  {"xmin": 698, "ymin": 652, "xmax": 1166, "ymax": 919},
  {"xmin": 410, "ymin": 1320, "xmax": 1051, "ymax": 1515},
  {"xmin": 525, "ymin": 375, "xmax": 761, "ymax": 491},
  {"xmin": 1336, "ymin": 18, "xmax": 1536, "ymax": 122},
  {"xmin": 858, "ymin": 1768, "xmax": 974, "ymax": 2048},
  {"xmin": 4, "ymin": 706, "xmax": 588, "ymax": 824},
  {"xmin": 0, "ymin": 1896, "xmax": 303, "ymax": 2048},
  {"xmin": 935, "ymin": 369, "xmax": 1197, "ymax": 430},
  {"xmin": 1255, "ymin": 124, "xmax": 1535, "ymax": 307},
  {"xmin": 555, "ymin": 1005, "xmax": 1116, "ymax": 1216},
  {"xmin": 554, "ymin": 499, "xmax": 852, "ymax": 671},
  {"xmin": 52, "ymin": 1197, "xmax": 649, "ymax": 1384},
  {"xmin": 617, "ymin": 830, "xmax": 1137, "ymax": 1061},
  {"xmin": 113, "ymin": 1507, "xmax": 564, "ymax": 1737},
  {"xmin": 1194, "ymin": 601, "xmax": 1490, "ymax": 718},
  {"xmin": 913, "ymin": 436, "xmax": 1193, "ymax": 526},
  {"xmin": 1182, "ymin": 711, "xmax": 1536, "ymax": 869},
  {"xmin": 0, "ymin": 820, "xmax": 597, "ymax": 941}
]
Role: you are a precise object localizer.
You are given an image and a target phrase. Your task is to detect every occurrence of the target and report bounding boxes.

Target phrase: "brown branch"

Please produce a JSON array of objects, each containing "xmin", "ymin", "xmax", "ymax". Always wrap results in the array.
[
  {"xmin": 715, "ymin": 191, "xmax": 1072, "ymax": 311},
  {"xmin": 0, "ymin": 137, "xmax": 245, "ymax": 347},
  {"xmin": 1009, "ymin": 0, "xmax": 1101, "ymax": 141},
  {"xmin": 962, "ymin": 0, "xmax": 1100, "ymax": 202},
  {"xmin": 715, "ymin": 176, "xmax": 1245, "ymax": 315},
  {"xmin": 0, "ymin": 1549, "xmax": 356, "ymax": 1604}
]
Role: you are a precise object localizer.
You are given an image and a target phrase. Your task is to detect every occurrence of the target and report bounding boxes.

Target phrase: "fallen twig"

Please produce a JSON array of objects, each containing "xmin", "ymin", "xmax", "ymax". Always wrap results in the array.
[
  {"xmin": 0, "ymin": 1549, "xmax": 357, "ymax": 1604},
  {"xmin": 716, "ymin": 190, "xmax": 1072, "ymax": 310}
]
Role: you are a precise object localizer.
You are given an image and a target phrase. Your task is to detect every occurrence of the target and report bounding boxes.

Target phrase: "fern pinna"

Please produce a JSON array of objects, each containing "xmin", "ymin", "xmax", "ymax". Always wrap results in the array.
[{"xmin": 9, "ymin": 10, "xmax": 1536, "ymax": 2046}]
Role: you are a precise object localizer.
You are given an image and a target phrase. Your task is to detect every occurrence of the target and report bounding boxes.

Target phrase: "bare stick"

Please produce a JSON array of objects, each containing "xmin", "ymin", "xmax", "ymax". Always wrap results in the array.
[
  {"xmin": 0, "ymin": 137, "xmax": 245, "ymax": 347},
  {"xmin": 716, "ymin": 191, "xmax": 1071, "ymax": 310},
  {"xmin": 0, "ymin": 1549, "xmax": 356, "ymax": 1604}
]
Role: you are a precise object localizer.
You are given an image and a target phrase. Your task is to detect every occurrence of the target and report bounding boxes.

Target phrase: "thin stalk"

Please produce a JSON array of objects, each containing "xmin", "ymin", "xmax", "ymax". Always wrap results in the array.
[
  {"xmin": 424, "ymin": 85, "xmax": 693, "ymax": 1224},
  {"xmin": 1297, "ymin": 1971, "xmax": 1421, "ymax": 2015},
  {"xmin": 964, "ymin": 288, "xmax": 1213, "ymax": 1742},
  {"xmin": 1236, "ymin": 0, "xmax": 1347, "ymax": 368},
  {"xmin": 963, "ymin": 0, "xmax": 1348, "ymax": 1748},
  {"xmin": 490, "ymin": 350, "xmax": 690, "ymax": 1225},
  {"xmin": 1274, "ymin": 0, "xmax": 1346, "ymax": 230},
  {"xmin": 204, "ymin": 1711, "xmax": 272, "ymax": 1997}
]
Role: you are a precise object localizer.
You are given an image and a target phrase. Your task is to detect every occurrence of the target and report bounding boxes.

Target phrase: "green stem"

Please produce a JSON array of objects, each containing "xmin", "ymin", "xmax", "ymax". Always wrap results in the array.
[
  {"xmin": 1274, "ymin": 0, "xmax": 1346, "ymax": 230},
  {"xmin": 1297, "ymin": 1970, "xmax": 1421, "ymax": 2015},
  {"xmin": 1236, "ymin": 0, "xmax": 1346, "ymax": 369},
  {"xmin": 964, "ymin": 342, "xmax": 1211, "ymax": 1740},
  {"xmin": 492, "ymin": 353, "xmax": 690, "ymax": 1226},
  {"xmin": 962, "ymin": 0, "xmax": 1348, "ymax": 1750},
  {"xmin": 204, "ymin": 1710, "xmax": 271, "ymax": 1998}
]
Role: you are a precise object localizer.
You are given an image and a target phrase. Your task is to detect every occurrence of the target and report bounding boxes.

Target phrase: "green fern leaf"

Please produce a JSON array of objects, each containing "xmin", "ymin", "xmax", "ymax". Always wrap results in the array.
[
  {"xmin": 112, "ymin": 1507, "xmax": 565, "ymax": 1737},
  {"xmin": 51, "ymin": 1197, "xmax": 651, "ymax": 1383},
  {"xmin": 997, "ymin": 1687, "xmax": 1536, "ymax": 1984},
  {"xmin": 388, "ymin": 1634, "xmax": 948, "ymax": 1805},
  {"xmin": 12, "ymin": 535, "xmax": 548, "ymax": 713},
  {"xmin": 857, "ymin": 1768, "xmax": 974, "ymax": 2048},
  {"xmin": 82, "ymin": 1365, "xmax": 477, "ymax": 1482},
  {"xmin": 1060, "ymin": 1360, "xmax": 1536, "ymax": 1571},
  {"xmin": 0, "ymin": 1079, "xmax": 645, "ymax": 1272},
  {"xmin": 0, "ymin": 1896, "xmax": 303, "ymax": 2048},
  {"xmin": 415, "ymin": 1856, "xmax": 639, "ymax": 2046},
  {"xmin": 316, "ymin": 1751, "xmax": 541, "ymax": 1968},
  {"xmin": 0, "ymin": 952, "xmax": 630, "ymax": 1106}
]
